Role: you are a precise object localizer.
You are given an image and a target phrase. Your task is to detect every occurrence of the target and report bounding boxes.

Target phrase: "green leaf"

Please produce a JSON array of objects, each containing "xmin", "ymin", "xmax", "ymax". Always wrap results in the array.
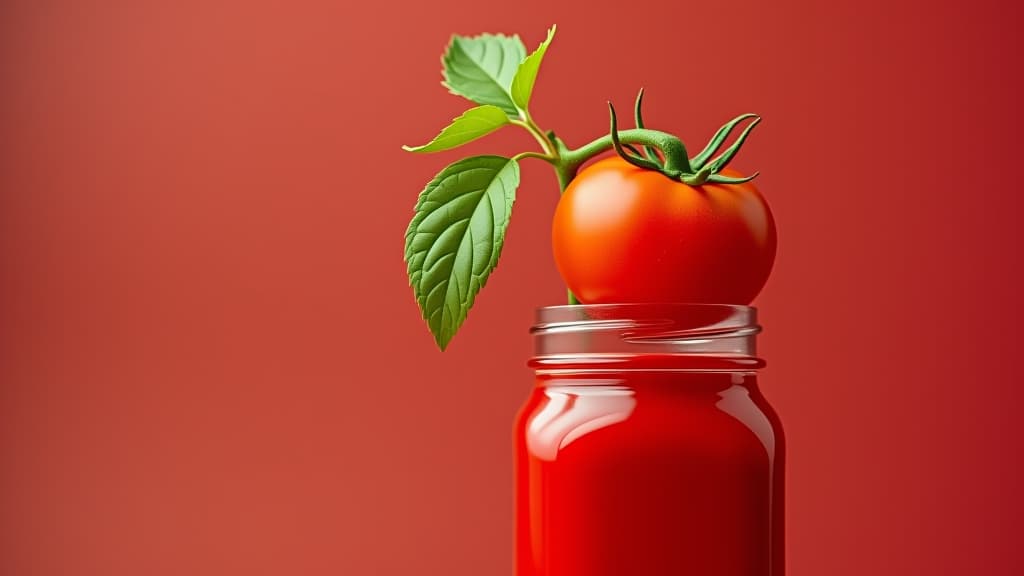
[
  {"xmin": 442, "ymin": 33, "xmax": 526, "ymax": 117},
  {"xmin": 404, "ymin": 156, "xmax": 520, "ymax": 350},
  {"xmin": 511, "ymin": 25, "xmax": 556, "ymax": 113},
  {"xmin": 402, "ymin": 105, "xmax": 510, "ymax": 153}
]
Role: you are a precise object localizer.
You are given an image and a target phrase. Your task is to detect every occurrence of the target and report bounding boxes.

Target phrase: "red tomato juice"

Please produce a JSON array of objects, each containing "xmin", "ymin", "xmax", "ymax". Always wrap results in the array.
[{"xmin": 515, "ymin": 355, "xmax": 784, "ymax": 575}]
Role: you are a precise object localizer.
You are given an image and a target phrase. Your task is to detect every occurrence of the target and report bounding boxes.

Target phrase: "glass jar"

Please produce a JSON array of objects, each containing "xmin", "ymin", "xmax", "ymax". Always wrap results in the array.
[{"xmin": 515, "ymin": 304, "xmax": 784, "ymax": 576}]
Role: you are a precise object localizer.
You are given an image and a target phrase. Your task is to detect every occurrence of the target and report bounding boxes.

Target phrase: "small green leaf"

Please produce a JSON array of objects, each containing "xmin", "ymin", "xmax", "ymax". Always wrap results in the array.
[
  {"xmin": 442, "ymin": 33, "xmax": 526, "ymax": 117},
  {"xmin": 511, "ymin": 25, "xmax": 556, "ymax": 113},
  {"xmin": 403, "ymin": 105, "xmax": 510, "ymax": 153},
  {"xmin": 404, "ymin": 156, "xmax": 520, "ymax": 350}
]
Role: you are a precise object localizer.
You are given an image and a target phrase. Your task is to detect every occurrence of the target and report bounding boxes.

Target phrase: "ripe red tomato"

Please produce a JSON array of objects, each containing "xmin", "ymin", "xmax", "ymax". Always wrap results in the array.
[{"xmin": 552, "ymin": 156, "xmax": 777, "ymax": 305}]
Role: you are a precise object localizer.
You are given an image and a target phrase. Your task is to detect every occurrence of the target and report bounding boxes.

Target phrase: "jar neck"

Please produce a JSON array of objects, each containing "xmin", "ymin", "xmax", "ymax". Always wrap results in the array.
[{"xmin": 530, "ymin": 304, "xmax": 763, "ymax": 372}]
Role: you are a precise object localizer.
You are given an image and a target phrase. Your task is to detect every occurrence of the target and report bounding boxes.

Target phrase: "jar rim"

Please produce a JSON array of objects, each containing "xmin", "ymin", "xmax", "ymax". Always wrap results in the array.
[
  {"xmin": 533, "ymin": 303, "xmax": 756, "ymax": 331},
  {"xmin": 531, "ymin": 303, "xmax": 761, "ymax": 365},
  {"xmin": 538, "ymin": 303, "xmax": 754, "ymax": 310}
]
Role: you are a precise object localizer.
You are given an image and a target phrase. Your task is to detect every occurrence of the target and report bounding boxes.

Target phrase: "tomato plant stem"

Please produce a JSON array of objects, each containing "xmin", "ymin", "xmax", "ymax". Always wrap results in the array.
[
  {"xmin": 511, "ymin": 115, "xmax": 558, "ymax": 159},
  {"xmin": 511, "ymin": 151, "xmax": 556, "ymax": 164},
  {"xmin": 514, "ymin": 127, "xmax": 692, "ymax": 187},
  {"xmin": 562, "ymin": 129, "xmax": 692, "ymax": 175}
]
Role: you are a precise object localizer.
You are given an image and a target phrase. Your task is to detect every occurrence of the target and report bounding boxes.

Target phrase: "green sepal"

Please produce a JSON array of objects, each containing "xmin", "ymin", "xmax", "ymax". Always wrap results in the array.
[
  {"xmin": 607, "ymin": 102, "xmax": 663, "ymax": 172},
  {"xmin": 690, "ymin": 113, "xmax": 759, "ymax": 170},
  {"xmin": 705, "ymin": 172, "xmax": 760, "ymax": 185},
  {"xmin": 633, "ymin": 88, "xmax": 662, "ymax": 166},
  {"xmin": 705, "ymin": 116, "xmax": 762, "ymax": 173}
]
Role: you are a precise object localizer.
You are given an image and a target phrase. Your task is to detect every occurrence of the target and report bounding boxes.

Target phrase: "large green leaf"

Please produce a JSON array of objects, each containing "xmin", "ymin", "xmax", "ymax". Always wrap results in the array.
[
  {"xmin": 511, "ymin": 25, "xmax": 556, "ymax": 113},
  {"xmin": 442, "ymin": 33, "xmax": 526, "ymax": 117},
  {"xmin": 402, "ymin": 105, "xmax": 510, "ymax": 153},
  {"xmin": 404, "ymin": 156, "xmax": 520, "ymax": 350}
]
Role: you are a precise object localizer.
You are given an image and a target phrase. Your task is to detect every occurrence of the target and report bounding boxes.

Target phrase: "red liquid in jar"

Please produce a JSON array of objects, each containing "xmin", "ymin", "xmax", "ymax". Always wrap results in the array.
[{"xmin": 515, "ymin": 356, "xmax": 784, "ymax": 575}]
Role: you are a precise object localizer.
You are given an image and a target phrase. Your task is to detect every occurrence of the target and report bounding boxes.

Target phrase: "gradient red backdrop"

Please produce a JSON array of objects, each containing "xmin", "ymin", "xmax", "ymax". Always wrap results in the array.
[{"xmin": 2, "ymin": 0, "xmax": 1022, "ymax": 574}]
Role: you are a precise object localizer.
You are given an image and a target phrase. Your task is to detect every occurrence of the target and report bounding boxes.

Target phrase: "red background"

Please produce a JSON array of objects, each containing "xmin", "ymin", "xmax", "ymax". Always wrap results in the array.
[{"xmin": 2, "ymin": 0, "xmax": 1022, "ymax": 574}]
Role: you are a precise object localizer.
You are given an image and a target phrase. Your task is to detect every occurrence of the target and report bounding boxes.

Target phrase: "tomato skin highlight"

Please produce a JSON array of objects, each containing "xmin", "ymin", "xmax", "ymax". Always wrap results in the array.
[{"xmin": 552, "ymin": 156, "xmax": 777, "ymax": 305}]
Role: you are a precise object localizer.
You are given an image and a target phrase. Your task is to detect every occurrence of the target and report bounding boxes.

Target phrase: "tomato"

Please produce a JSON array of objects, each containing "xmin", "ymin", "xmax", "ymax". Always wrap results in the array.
[{"xmin": 551, "ymin": 156, "xmax": 777, "ymax": 305}]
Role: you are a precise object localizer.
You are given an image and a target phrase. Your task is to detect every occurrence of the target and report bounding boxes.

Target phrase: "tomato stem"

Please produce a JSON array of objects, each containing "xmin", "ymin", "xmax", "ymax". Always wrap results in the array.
[
  {"xmin": 559, "ymin": 128, "xmax": 692, "ymax": 177},
  {"xmin": 511, "ymin": 151, "xmax": 555, "ymax": 164},
  {"xmin": 512, "ymin": 105, "xmax": 762, "ymax": 191},
  {"xmin": 562, "ymin": 105, "xmax": 761, "ymax": 187},
  {"xmin": 511, "ymin": 114, "xmax": 559, "ymax": 160}
]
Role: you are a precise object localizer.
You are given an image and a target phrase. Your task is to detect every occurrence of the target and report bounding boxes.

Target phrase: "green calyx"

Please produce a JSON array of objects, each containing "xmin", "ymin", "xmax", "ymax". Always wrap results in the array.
[{"xmin": 605, "ymin": 91, "xmax": 761, "ymax": 186}]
